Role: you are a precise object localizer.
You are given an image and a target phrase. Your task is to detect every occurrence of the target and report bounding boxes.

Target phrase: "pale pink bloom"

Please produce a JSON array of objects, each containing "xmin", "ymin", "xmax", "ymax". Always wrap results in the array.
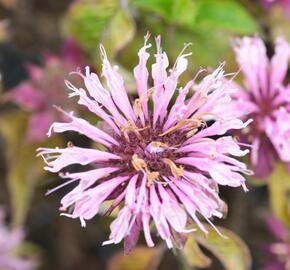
[
  {"xmin": 232, "ymin": 36, "xmax": 290, "ymax": 179},
  {"xmin": 264, "ymin": 216, "xmax": 290, "ymax": 270},
  {"xmin": 38, "ymin": 35, "xmax": 251, "ymax": 252},
  {"xmin": 0, "ymin": 207, "xmax": 36, "ymax": 270},
  {"xmin": 6, "ymin": 38, "xmax": 85, "ymax": 142}
]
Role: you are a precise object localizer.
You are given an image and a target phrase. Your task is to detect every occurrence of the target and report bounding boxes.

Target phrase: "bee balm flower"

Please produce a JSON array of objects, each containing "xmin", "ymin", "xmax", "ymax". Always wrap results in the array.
[
  {"xmin": 38, "ymin": 35, "xmax": 251, "ymax": 251},
  {"xmin": 6, "ymin": 38, "xmax": 85, "ymax": 142},
  {"xmin": 232, "ymin": 36, "xmax": 290, "ymax": 179}
]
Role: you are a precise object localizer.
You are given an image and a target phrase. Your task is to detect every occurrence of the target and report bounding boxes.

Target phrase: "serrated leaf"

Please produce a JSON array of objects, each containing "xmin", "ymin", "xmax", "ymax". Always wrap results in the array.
[
  {"xmin": 107, "ymin": 246, "xmax": 165, "ymax": 270},
  {"xmin": 102, "ymin": 8, "xmax": 136, "ymax": 58},
  {"xmin": 183, "ymin": 225, "xmax": 251, "ymax": 270},
  {"xmin": 268, "ymin": 163, "xmax": 290, "ymax": 227},
  {"xmin": 194, "ymin": 0, "xmax": 257, "ymax": 34}
]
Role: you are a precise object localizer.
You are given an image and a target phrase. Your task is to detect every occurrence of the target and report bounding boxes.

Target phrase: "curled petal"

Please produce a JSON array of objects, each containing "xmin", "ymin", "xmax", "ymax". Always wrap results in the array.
[{"xmin": 37, "ymin": 146, "xmax": 121, "ymax": 172}]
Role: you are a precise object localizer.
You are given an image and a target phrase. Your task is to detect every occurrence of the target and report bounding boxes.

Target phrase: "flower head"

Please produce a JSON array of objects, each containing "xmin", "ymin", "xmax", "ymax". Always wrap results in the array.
[
  {"xmin": 5, "ymin": 38, "xmax": 85, "ymax": 142},
  {"xmin": 38, "ymin": 35, "xmax": 251, "ymax": 251},
  {"xmin": 232, "ymin": 36, "xmax": 290, "ymax": 179},
  {"xmin": 0, "ymin": 207, "xmax": 36, "ymax": 270}
]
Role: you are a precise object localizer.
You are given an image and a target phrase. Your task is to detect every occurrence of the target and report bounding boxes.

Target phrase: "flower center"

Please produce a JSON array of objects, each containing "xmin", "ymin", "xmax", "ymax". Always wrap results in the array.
[
  {"xmin": 249, "ymin": 94, "xmax": 279, "ymax": 136},
  {"xmin": 258, "ymin": 97, "xmax": 274, "ymax": 116},
  {"xmin": 109, "ymin": 119, "xmax": 187, "ymax": 186}
]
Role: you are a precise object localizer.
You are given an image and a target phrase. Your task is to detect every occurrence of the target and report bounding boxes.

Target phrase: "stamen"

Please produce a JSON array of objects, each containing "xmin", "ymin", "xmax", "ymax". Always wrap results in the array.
[
  {"xmin": 162, "ymin": 158, "xmax": 184, "ymax": 178},
  {"xmin": 136, "ymin": 87, "xmax": 154, "ymax": 107},
  {"xmin": 121, "ymin": 121, "xmax": 148, "ymax": 141},
  {"xmin": 151, "ymin": 141, "xmax": 169, "ymax": 148},
  {"xmin": 133, "ymin": 99, "xmax": 142, "ymax": 116},
  {"xmin": 139, "ymin": 88, "xmax": 153, "ymax": 103},
  {"xmin": 146, "ymin": 171, "xmax": 160, "ymax": 187},
  {"xmin": 159, "ymin": 118, "xmax": 202, "ymax": 136},
  {"xmin": 131, "ymin": 154, "xmax": 147, "ymax": 171},
  {"xmin": 131, "ymin": 155, "xmax": 160, "ymax": 187},
  {"xmin": 186, "ymin": 128, "xmax": 198, "ymax": 138},
  {"xmin": 146, "ymin": 88, "xmax": 154, "ymax": 99}
]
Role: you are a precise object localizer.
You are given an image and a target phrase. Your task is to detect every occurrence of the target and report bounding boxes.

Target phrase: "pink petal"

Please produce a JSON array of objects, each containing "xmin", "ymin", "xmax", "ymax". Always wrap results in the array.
[
  {"xmin": 37, "ymin": 146, "xmax": 121, "ymax": 172},
  {"xmin": 48, "ymin": 110, "xmax": 119, "ymax": 147},
  {"xmin": 134, "ymin": 33, "xmax": 151, "ymax": 119},
  {"xmin": 234, "ymin": 36, "xmax": 269, "ymax": 100},
  {"xmin": 270, "ymin": 37, "xmax": 290, "ymax": 95},
  {"xmin": 100, "ymin": 45, "xmax": 136, "ymax": 122},
  {"xmin": 26, "ymin": 110, "xmax": 55, "ymax": 142}
]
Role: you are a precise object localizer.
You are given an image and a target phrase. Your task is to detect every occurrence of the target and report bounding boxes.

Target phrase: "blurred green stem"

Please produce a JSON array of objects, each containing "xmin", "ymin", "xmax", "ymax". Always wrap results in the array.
[{"xmin": 177, "ymin": 251, "xmax": 195, "ymax": 270}]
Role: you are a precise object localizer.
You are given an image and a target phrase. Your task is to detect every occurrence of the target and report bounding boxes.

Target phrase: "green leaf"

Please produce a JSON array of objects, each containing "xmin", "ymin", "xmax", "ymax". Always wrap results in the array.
[
  {"xmin": 130, "ymin": 0, "xmax": 174, "ymax": 19},
  {"xmin": 63, "ymin": 0, "xmax": 118, "ymax": 54},
  {"xmin": 183, "ymin": 235, "xmax": 211, "ymax": 268},
  {"xmin": 107, "ymin": 246, "xmax": 165, "ymax": 270},
  {"xmin": 131, "ymin": 0, "xmax": 256, "ymax": 34},
  {"xmin": 131, "ymin": 0, "xmax": 197, "ymax": 28},
  {"xmin": 0, "ymin": 111, "xmax": 62, "ymax": 226},
  {"xmin": 0, "ymin": 112, "xmax": 38, "ymax": 226},
  {"xmin": 268, "ymin": 163, "xmax": 290, "ymax": 227},
  {"xmin": 64, "ymin": 0, "xmax": 136, "ymax": 59},
  {"xmin": 102, "ymin": 8, "xmax": 136, "ymax": 58},
  {"xmin": 194, "ymin": 0, "xmax": 257, "ymax": 34},
  {"xmin": 182, "ymin": 225, "xmax": 251, "ymax": 270},
  {"xmin": 170, "ymin": 0, "xmax": 197, "ymax": 26},
  {"xmin": 158, "ymin": 27, "xmax": 231, "ymax": 71}
]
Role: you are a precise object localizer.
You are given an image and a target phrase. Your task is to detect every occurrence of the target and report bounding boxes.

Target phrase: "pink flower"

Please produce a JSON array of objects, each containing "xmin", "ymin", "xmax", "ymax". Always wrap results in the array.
[
  {"xmin": 38, "ymin": 35, "xmax": 251, "ymax": 252},
  {"xmin": 264, "ymin": 216, "xmax": 290, "ymax": 270},
  {"xmin": 232, "ymin": 36, "xmax": 290, "ymax": 179},
  {"xmin": 261, "ymin": 0, "xmax": 290, "ymax": 15},
  {"xmin": 5, "ymin": 38, "xmax": 85, "ymax": 142},
  {"xmin": 0, "ymin": 207, "xmax": 36, "ymax": 270}
]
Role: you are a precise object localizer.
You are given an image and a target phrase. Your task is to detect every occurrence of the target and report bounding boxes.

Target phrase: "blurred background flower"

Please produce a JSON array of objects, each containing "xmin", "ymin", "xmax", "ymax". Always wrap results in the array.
[
  {"xmin": 264, "ymin": 216, "xmax": 290, "ymax": 270},
  {"xmin": 0, "ymin": 206, "xmax": 37, "ymax": 270},
  {"xmin": 5, "ymin": 38, "xmax": 85, "ymax": 142},
  {"xmin": 231, "ymin": 36, "xmax": 290, "ymax": 179}
]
